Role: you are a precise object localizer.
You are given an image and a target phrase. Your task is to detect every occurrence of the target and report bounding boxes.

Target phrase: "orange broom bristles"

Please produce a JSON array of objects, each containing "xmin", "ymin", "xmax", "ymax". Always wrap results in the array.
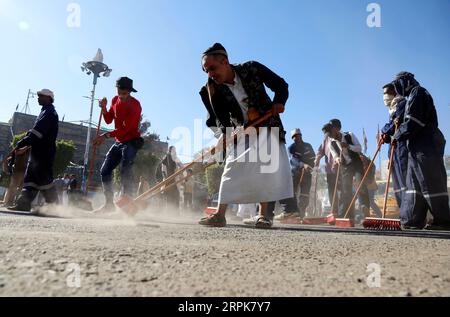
[
  {"xmin": 363, "ymin": 123, "xmax": 402, "ymax": 231},
  {"xmin": 364, "ymin": 125, "xmax": 402, "ymax": 231},
  {"xmin": 363, "ymin": 218, "xmax": 401, "ymax": 231}
]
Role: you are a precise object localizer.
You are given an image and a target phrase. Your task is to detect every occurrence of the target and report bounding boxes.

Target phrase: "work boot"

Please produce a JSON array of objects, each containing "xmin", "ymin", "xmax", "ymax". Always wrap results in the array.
[
  {"xmin": 274, "ymin": 212, "xmax": 300, "ymax": 221},
  {"xmin": 93, "ymin": 203, "xmax": 116, "ymax": 214}
]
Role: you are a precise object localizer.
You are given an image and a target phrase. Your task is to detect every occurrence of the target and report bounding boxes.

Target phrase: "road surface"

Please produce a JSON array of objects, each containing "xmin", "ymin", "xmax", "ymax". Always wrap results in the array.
[{"xmin": 0, "ymin": 207, "xmax": 449, "ymax": 297}]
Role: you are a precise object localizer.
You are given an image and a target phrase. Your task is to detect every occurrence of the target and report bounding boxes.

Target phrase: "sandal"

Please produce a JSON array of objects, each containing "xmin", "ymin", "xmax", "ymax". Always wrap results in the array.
[
  {"xmin": 199, "ymin": 213, "xmax": 227, "ymax": 227},
  {"xmin": 255, "ymin": 216, "xmax": 273, "ymax": 229}
]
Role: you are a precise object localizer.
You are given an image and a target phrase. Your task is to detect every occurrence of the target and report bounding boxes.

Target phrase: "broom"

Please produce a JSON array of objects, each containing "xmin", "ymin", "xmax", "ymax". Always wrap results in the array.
[
  {"xmin": 302, "ymin": 152, "xmax": 342, "ymax": 225},
  {"xmin": 85, "ymin": 110, "xmax": 103, "ymax": 194},
  {"xmin": 303, "ymin": 165, "xmax": 341, "ymax": 225},
  {"xmin": 281, "ymin": 167, "xmax": 305, "ymax": 225},
  {"xmin": 121, "ymin": 162, "xmax": 215, "ymax": 216},
  {"xmin": 116, "ymin": 112, "xmax": 273, "ymax": 215},
  {"xmin": 304, "ymin": 154, "xmax": 342, "ymax": 226},
  {"xmin": 335, "ymin": 140, "xmax": 383, "ymax": 228},
  {"xmin": 363, "ymin": 136, "xmax": 401, "ymax": 231}
]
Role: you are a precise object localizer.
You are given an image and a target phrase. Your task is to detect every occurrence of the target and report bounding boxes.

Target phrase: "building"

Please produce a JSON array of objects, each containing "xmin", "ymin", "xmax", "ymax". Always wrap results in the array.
[
  {"xmin": 0, "ymin": 122, "xmax": 13, "ymax": 162},
  {"xmin": 1, "ymin": 112, "xmax": 168, "ymax": 187}
]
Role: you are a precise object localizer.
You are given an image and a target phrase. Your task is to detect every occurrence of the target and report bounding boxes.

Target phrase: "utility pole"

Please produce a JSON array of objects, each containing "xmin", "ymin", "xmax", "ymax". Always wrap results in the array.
[
  {"xmin": 80, "ymin": 49, "xmax": 112, "ymax": 192},
  {"xmin": 22, "ymin": 89, "xmax": 37, "ymax": 114}
]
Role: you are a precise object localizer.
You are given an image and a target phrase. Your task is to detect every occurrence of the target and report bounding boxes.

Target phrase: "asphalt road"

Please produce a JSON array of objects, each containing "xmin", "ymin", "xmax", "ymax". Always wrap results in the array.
[{"xmin": 0, "ymin": 207, "xmax": 449, "ymax": 297}]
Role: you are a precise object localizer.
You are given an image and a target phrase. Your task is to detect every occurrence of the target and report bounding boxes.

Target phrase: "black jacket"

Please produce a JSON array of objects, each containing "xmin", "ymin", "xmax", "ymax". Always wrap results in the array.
[
  {"xmin": 17, "ymin": 104, "xmax": 59, "ymax": 162},
  {"xmin": 200, "ymin": 61, "xmax": 289, "ymax": 142},
  {"xmin": 393, "ymin": 85, "xmax": 446, "ymax": 157}
]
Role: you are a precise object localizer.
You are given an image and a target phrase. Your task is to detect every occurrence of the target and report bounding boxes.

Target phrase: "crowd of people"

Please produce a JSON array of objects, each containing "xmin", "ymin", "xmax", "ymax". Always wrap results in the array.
[{"xmin": 1, "ymin": 43, "xmax": 449, "ymax": 231}]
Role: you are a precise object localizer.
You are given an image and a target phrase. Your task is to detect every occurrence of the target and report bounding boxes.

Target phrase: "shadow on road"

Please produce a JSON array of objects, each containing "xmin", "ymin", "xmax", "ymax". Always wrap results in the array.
[
  {"xmin": 2, "ymin": 209, "xmax": 450, "ymax": 240},
  {"xmin": 233, "ymin": 223, "xmax": 450, "ymax": 240}
]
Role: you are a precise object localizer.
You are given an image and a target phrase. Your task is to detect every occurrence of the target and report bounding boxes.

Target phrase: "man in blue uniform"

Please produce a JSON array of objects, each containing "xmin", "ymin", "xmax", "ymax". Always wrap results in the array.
[
  {"xmin": 275, "ymin": 128, "xmax": 316, "ymax": 221},
  {"xmin": 391, "ymin": 72, "xmax": 450, "ymax": 230},
  {"xmin": 381, "ymin": 83, "xmax": 408, "ymax": 208},
  {"xmin": 8, "ymin": 89, "xmax": 59, "ymax": 212}
]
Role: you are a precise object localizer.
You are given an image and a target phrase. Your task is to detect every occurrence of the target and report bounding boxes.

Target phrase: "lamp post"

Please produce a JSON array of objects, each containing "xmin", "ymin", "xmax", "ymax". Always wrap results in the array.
[{"xmin": 80, "ymin": 49, "xmax": 112, "ymax": 192}]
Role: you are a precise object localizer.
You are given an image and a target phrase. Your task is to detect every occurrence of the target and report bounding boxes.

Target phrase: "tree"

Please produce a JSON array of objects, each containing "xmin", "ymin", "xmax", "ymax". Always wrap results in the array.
[
  {"xmin": 54, "ymin": 140, "xmax": 76, "ymax": 176},
  {"xmin": 139, "ymin": 118, "xmax": 151, "ymax": 137},
  {"xmin": 113, "ymin": 134, "xmax": 165, "ymax": 193},
  {"xmin": 11, "ymin": 132, "xmax": 27, "ymax": 147},
  {"xmin": 205, "ymin": 163, "xmax": 224, "ymax": 195}
]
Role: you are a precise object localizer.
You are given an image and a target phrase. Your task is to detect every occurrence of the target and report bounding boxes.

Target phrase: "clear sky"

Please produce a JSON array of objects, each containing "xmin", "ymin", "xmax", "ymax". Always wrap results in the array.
[{"xmin": 1, "ymin": 0, "xmax": 449, "ymax": 161}]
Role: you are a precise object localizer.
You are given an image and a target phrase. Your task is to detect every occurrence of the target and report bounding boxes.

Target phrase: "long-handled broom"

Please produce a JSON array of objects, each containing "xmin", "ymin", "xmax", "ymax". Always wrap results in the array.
[
  {"xmin": 280, "ymin": 167, "xmax": 306, "ymax": 225},
  {"xmin": 363, "ymin": 138, "xmax": 401, "ymax": 231},
  {"xmin": 335, "ymin": 140, "xmax": 383, "ymax": 228},
  {"xmin": 121, "ymin": 162, "xmax": 216, "ymax": 216},
  {"xmin": 116, "ymin": 112, "xmax": 273, "ymax": 215},
  {"xmin": 302, "ymin": 152, "xmax": 342, "ymax": 225},
  {"xmin": 85, "ymin": 110, "xmax": 103, "ymax": 194}
]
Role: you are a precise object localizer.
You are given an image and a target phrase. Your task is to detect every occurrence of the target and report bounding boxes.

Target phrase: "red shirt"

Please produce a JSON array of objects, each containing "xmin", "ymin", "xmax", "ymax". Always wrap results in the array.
[{"xmin": 103, "ymin": 95, "xmax": 142, "ymax": 143}]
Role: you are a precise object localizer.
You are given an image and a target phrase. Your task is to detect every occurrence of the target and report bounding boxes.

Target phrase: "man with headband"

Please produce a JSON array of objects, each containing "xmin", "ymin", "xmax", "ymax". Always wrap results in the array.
[{"xmin": 198, "ymin": 43, "xmax": 293, "ymax": 229}]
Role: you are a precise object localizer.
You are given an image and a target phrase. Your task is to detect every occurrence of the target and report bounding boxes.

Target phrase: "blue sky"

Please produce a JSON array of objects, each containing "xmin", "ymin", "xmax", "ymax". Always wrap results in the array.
[{"xmin": 1, "ymin": 0, "xmax": 449, "ymax": 161}]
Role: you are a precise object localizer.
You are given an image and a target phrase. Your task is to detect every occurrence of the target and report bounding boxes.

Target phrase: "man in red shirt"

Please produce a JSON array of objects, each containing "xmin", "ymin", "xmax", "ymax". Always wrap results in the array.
[{"xmin": 93, "ymin": 77, "xmax": 142, "ymax": 213}]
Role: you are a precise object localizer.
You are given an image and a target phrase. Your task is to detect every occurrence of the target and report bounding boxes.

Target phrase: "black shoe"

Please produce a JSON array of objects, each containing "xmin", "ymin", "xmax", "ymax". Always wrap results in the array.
[
  {"xmin": 7, "ymin": 204, "xmax": 31, "ymax": 212},
  {"xmin": 424, "ymin": 223, "xmax": 450, "ymax": 231}
]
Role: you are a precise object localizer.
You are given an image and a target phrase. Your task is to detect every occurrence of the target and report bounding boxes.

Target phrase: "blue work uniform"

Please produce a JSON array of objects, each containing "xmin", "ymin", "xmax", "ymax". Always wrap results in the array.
[
  {"xmin": 381, "ymin": 98, "xmax": 408, "ymax": 208},
  {"xmin": 284, "ymin": 141, "xmax": 316, "ymax": 217},
  {"xmin": 14, "ymin": 104, "xmax": 59, "ymax": 210},
  {"xmin": 393, "ymin": 84, "xmax": 450, "ymax": 228}
]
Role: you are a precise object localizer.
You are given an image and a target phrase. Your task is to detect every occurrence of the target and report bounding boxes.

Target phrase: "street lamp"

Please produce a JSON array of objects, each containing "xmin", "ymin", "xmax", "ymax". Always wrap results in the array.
[{"xmin": 80, "ymin": 48, "xmax": 112, "ymax": 192}]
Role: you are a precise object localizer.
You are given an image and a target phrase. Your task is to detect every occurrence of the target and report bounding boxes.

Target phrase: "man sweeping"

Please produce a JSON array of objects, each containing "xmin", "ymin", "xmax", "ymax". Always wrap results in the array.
[
  {"xmin": 198, "ymin": 43, "xmax": 293, "ymax": 229},
  {"xmin": 323, "ymin": 121, "xmax": 370, "ymax": 221},
  {"xmin": 315, "ymin": 120, "xmax": 342, "ymax": 215},
  {"xmin": 275, "ymin": 128, "xmax": 316, "ymax": 221},
  {"xmin": 390, "ymin": 72, "xmax": 450, "ymax": 230},
  {"xmin": 156, "ymin": 146, "xmax": 183, "ymax": 211},
  {"xmin": 8, "ymin": 89, "xmax": 59, "ymax": 212},
  {"xmin": 381, "ymin": 83, "xmax": 408, "ymax": 208},
  {"xmin": 93, "ymin": 77, "xmax": 142, "ymax": 213}
]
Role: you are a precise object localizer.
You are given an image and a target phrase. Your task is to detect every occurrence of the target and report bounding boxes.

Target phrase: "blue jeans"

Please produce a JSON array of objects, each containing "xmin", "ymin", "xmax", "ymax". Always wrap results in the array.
[{"xmin": 101, "ymin": 141, "xmax": 138, "ymax": 203}]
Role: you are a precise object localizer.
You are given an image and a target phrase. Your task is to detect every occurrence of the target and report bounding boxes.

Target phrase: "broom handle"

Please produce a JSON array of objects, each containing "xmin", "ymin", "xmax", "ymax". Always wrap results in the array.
[
  {"xmin": 299, "ymin": 167, "xmax": 305, "ymax": 186},
  {"xmin": 313, "ymin": 170, "xmax": 318, "ymax": 216},
  {"xmin": 135, "ymin": 112, "xmax": 273, "ymax": 203},
  {"xmin": 135, "ymin": 161, "xmax": 197, "ymax": 202},
  {"xmin": 382, "ymin": 123, "xmax": 399, "ymax": 218},
  {"xmin": 383, "ymin": 142, "xmax": 396, "ymax": 218},
  {"xmin": 343, "ymin": 140, "xmax": 383, "ymax": 219},
  {"xmin": 86, "ymin": 111, "xmax": 103, "ymax": 193},
  {"xmin": 330, "ymin": 151, "xmax": 343, "ymax": 216},
  {"xmin": 144, "ymin": 162, "xmax": 215, "ymax": 201}
]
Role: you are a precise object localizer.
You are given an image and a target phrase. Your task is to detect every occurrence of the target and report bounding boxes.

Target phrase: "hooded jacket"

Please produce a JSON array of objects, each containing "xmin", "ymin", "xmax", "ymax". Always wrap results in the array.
[{"xmin": 392, "ymin": 74, "xmax": 446, "ymax": 156}]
